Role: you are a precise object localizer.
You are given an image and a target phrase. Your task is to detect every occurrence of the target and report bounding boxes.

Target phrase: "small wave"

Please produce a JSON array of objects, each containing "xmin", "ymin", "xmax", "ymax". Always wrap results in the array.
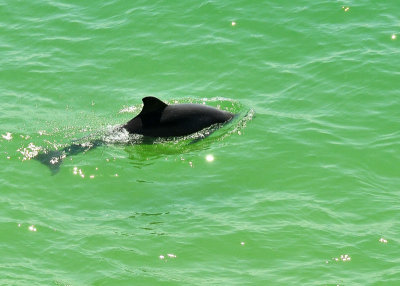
[{"xmin": 102, "ymin": 125, "xmax": 131, "ymax": 144}]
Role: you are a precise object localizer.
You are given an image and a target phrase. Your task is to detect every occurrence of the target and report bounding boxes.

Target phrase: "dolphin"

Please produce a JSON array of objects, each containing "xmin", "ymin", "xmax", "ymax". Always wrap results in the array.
[
  {"xmin": 123, "ymin": 96, "xmax": 234, "ymax": 137},
  {"xmin": 35, "ymin": 96, "xmax": 234, "ymax": 173}
]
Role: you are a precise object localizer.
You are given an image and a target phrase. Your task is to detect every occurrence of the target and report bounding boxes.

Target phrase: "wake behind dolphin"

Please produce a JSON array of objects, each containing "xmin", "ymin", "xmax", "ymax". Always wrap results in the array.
[{"xmin": 35, "ymin": 97, "xmax": 235, "ymax": 173}]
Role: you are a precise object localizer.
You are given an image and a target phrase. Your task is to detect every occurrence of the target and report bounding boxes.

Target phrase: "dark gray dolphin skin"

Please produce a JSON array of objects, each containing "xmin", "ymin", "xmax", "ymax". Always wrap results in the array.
[
  {"xmin": 35, "ymin": 97, "xmax": 234, "ymax": 174},
  {"xmin": 123, "ymin": 96, "xmax": 234, "ymax": 137}
]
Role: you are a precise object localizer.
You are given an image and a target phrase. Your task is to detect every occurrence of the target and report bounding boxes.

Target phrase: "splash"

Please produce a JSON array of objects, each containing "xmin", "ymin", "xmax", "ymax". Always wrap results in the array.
[
  {"xmin": 2, "ymin": 132, "xmax": 13, "ymax": 141},
  {"xmin": 18, "ymin": 143, "xmax": 43, "ymax": 161},
  {"xmin": 102, "ymin": 125, "xmax": 131, "ymax": 144}
]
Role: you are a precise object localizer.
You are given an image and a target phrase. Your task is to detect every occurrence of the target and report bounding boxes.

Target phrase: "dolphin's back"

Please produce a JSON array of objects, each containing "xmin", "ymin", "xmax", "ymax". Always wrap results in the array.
[
  {"xmin": 157, "ymin": 104, "xmax": 233, "ymax": 136},
  {"xmin": 123, "ymin": 97, "xmax": 234, "ymax": 137}
]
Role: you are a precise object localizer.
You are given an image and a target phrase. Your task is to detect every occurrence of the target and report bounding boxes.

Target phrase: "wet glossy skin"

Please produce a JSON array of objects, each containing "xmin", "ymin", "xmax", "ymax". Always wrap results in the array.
[{"xmin": 123, "ymin": 97, "xmax": 234, "ymax": 137}]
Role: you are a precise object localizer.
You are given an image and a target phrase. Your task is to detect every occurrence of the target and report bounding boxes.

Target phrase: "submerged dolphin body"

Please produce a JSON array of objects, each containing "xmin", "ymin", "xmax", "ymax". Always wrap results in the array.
[
  {"xmin": 35, "ymin": 97, "xmax": 234, "ymax": 173},
  {"xmin": 123, "ymin": 97, "xmax": 234, "ymax": 137}
]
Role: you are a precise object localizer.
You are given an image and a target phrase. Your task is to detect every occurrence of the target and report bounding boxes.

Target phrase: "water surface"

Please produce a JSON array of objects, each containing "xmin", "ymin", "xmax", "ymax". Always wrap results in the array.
[{"xmin": 1, "ymin": 1, "xmax": 399, "ymax": 285}]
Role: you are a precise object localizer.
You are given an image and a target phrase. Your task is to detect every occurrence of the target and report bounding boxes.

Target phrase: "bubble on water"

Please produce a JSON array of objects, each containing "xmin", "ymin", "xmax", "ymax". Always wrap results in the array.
[
  {"xmin": 18, "ymin": 143, "xmax": 42, "ymax": 161},
  {"xmin": 73, "ymin": 167, "xmax": 86, "ymax": 179},
  {"xmin": 2, "ymin": 132, "xmax": 13, "ymax": 141},
  {"xmin": 103, "ymin": 125, "xmax": 131, "ymax": 144},
  {"xmin": 159, "ymin": 253, "xmax": 177, "ymax": 260},
  {"xmin": 119, "ymin": 105, "xmax": 138, "ymax": 113},
  {"xmin": 332, "ymin": 254, "xmax": 351, "ymax": 262},
  {"xmin": 379, "ymin": 237, "xmax": 388, "ymax": 244}
]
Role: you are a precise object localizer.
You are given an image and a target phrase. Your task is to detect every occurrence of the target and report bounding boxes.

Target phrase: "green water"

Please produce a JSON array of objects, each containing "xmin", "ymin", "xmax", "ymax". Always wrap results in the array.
[{"xmin": 1, "ymin": 0, "xmax": 399, "ymax": 285}]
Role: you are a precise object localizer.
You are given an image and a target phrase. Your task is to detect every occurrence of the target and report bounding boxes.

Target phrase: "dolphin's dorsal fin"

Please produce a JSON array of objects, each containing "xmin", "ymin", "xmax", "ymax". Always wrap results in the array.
[
  {"xmin": 139, "ymin": 97, "xmax": 168, "ymax": 126},
  {"xmin": 140, "ymin": 97, "xmax": 168, "ymax": 115}
]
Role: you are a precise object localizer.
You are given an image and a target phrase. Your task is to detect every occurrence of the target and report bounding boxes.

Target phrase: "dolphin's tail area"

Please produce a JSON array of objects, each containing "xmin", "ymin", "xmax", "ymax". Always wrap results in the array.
[
  {"xmin": 34, "ymin": 140, "xmax": 104, "ymax": 174},
  {"xmin": 34, "ymin": 150, "xmax": 65, "ymax": 175}
]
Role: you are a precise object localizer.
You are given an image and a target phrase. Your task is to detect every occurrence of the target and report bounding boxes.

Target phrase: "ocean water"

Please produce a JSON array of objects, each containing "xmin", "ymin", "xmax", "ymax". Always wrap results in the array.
[{"xmin": 1, "ymin": 0, "xmax": 399, "ymax": 285}]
